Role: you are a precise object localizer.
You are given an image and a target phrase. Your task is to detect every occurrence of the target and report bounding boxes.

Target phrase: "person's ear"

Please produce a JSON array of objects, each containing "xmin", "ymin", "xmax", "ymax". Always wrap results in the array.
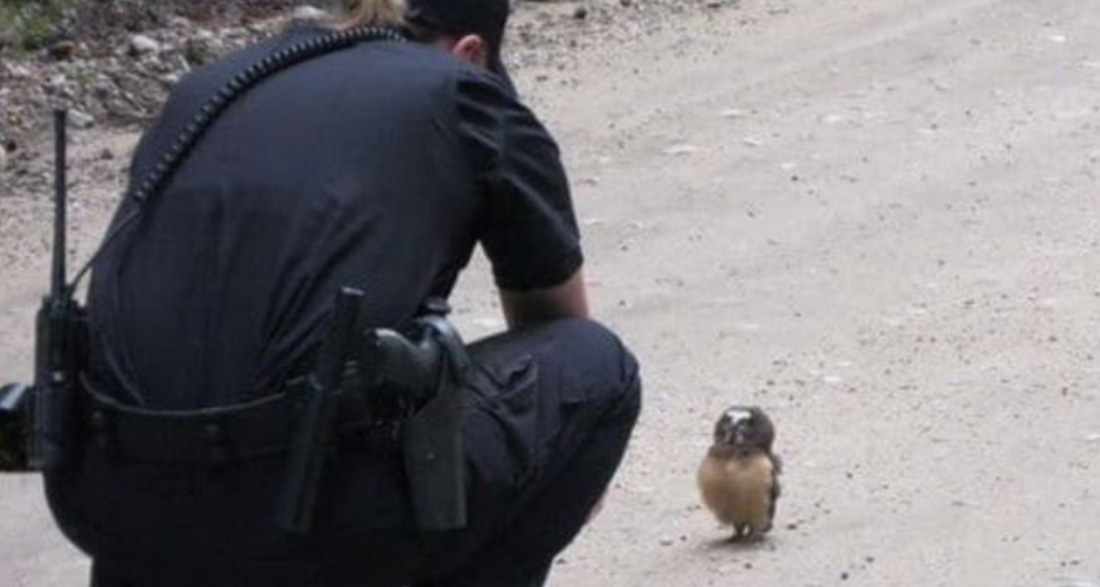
[{"xmin": 451, "ymin": 34, "xmax": 488, "ymax": 68}]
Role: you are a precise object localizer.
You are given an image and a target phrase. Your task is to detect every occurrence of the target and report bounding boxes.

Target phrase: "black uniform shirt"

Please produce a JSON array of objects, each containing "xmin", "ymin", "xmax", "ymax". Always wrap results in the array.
[{"xmin": 88, "ymin": 29, "xmax": 582, "ymax": 409}]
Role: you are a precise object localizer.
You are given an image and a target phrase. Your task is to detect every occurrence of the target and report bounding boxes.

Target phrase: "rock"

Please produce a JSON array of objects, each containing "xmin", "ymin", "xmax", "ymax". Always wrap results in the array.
[
  {"xmin": 48, "ymin": 40, "xmax": 77, "ymax": 61},
  {"xmin": 4, "ymin": 63, "xmax": 31, "ymax": 78},
  {"xmin": 69, "ymin": 109, "xmax": 95, "ymax": 130},
  {"xmin": 45, "ymin": 74, "xmax": 68, "ymax": 94},
  {"xmin": 185, "ymin": 30, "xmax": 222, "ymax": 66},
  {"xmin": 167, "ymin": 16, "xmax": 193, "ymax": 29},
  {"xmin": 160, "ymin": 72, "xmax": 183, "ymax": 87},
  {"xmin": 573, "ymin": 6, "xmax": 589, "ymax": 20},
  {"xmin": 90, "ymin": 78, "xmax": 115, "ymax": 100},
  {"xmin": 129, "ymin": 34, "xmax": 161, "ymax": 57},
  {"xmin": 292, "ymin": 5, "xmax": 329, "ymax": 22}
]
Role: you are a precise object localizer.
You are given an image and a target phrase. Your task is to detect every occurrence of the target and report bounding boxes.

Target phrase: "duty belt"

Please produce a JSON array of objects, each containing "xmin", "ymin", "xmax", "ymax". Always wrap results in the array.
[{"xmin": 78, "ymin": 376, "xmax": 400, "ymax": 466}]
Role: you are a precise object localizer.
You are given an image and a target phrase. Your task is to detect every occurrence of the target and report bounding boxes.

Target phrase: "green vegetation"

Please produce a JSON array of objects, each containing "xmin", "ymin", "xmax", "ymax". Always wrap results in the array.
[{"xmin": 0, "ymin": 0, "xmax": 64, "ymax": 52}]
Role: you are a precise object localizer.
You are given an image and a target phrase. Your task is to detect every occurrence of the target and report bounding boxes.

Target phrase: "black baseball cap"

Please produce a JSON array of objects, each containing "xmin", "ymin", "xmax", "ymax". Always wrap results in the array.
[{"xmin": 406, "ymin": 0, "xmax": 516, "ymax": 95}]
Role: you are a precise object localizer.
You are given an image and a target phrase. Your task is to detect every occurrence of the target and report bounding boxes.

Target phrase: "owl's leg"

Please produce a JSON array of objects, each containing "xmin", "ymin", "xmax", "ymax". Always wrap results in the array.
[
  {"xmin": 746, "ymin": 523, "xmax": 774, "ymax": 542},
  {"xmin": 753, "ymin": 509, "xmax": 774, "ymax": 536}
]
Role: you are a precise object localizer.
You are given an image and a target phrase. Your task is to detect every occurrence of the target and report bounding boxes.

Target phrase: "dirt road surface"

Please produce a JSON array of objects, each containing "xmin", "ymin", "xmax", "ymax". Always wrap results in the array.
[{"xmin": 3, "ymin": 0, "xmax": 1100, "ymax": 585}]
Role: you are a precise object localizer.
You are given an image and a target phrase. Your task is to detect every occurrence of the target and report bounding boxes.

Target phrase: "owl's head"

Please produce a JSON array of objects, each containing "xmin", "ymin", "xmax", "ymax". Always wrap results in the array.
[{"xmin": 713, "ymin": 406, "xmax": 775, "ymax": 452}]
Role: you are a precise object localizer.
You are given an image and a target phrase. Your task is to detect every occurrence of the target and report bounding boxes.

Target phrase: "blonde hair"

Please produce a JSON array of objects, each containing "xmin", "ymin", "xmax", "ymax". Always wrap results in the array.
[{"xmin": 335, "ymin": 0, "xmax": 407, "ymax": 29}]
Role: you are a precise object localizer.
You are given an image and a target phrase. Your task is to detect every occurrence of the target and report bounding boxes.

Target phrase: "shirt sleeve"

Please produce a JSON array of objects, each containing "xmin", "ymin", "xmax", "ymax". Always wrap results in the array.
[{"xmin": 454, "ymin": 68, "xmax": 584, "ymax": 291}]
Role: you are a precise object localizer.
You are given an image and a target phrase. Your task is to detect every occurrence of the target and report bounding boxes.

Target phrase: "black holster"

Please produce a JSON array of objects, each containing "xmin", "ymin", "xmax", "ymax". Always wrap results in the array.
[
  {"xmin": 400, "ymin": 314, "xmax": 470, "ymax": 532},
  {"xmin": 279, "ymin": 294, "xmax": 470, "ymax": 533}
]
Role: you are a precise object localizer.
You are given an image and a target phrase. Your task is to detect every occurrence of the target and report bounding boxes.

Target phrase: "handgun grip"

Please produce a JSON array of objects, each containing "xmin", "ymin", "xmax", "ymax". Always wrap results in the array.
[{"xmin": 362, "ymin": 330, "xmax": 441, "ymax": 400}]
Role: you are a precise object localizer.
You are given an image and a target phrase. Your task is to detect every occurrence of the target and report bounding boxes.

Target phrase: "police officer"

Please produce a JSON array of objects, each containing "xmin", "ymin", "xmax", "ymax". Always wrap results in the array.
[{"xmin": 45, "ymin": 0, "xmax": 642, "ymax": 586}]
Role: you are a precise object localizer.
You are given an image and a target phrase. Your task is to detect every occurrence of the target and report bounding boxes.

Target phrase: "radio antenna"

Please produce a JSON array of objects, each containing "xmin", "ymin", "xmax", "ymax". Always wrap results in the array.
[{"xmin": 52, "ymin": 109, "xmax": 68, "ymax": 294}]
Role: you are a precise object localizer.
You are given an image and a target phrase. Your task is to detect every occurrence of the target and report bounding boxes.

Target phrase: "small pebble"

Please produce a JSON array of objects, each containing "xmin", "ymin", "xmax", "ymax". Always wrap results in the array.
[{"xmin": 664, "ymin": 144, "xmax": 700, "ymax": 156}]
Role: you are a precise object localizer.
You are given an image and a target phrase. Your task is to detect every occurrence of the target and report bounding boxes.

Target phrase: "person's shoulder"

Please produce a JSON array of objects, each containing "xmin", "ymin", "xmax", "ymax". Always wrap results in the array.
[
  {"xmin": 365, "ymin": 42, "xmax": 522, "ymax": 115},
  {"xmin": 376, "ymin": 39, "xmax": 459, "ymax": 68},
  {"xmin": 371, "ymin": 41, "xmax": 505, "ymax": 90}
]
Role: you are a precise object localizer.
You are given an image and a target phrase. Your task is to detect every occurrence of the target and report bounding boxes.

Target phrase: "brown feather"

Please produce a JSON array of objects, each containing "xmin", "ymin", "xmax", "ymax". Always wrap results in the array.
[{"xmin": 697, "ymin": 450, "xmax": 777, "ymax": 537}]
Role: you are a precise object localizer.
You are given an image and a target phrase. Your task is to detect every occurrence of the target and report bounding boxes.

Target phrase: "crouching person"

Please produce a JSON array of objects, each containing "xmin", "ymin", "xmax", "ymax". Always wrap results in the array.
[{"xmin": 42, "ymin": 0, "xmax": 642, "ymax": 586}]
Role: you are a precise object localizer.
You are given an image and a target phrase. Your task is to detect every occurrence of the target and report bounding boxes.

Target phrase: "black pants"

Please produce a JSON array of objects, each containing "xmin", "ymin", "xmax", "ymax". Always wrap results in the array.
[{"xmin": 48, "ymin": 319, "xmax": 641, "ymax": 587}]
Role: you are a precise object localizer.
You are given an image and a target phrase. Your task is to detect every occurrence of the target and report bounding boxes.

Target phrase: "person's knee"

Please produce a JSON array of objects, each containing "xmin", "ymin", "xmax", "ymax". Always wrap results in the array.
[
  {"xmin": 618, "ymin": 345, "xmax": 642, "ymax": 421},
  {"xmin": 549, "ymin": 318, "xmax": 642, "ymax": 419},
  {"xmin": 612, "ymin": 343, "xmax": 641, "ymax": 425}
]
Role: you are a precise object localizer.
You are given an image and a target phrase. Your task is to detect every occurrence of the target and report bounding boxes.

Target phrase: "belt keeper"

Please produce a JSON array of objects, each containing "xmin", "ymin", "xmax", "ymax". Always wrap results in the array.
[
  {"xmin": 88, "ymin": 409, "xmax": 112, "ymax": 450},
  {"xmin": 200, "ymin": 421, "xmax": 232, "ymax": 466},
  {"xmin": 362, "ymin": 420, "xmax": 401, "ymax": 453}
]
